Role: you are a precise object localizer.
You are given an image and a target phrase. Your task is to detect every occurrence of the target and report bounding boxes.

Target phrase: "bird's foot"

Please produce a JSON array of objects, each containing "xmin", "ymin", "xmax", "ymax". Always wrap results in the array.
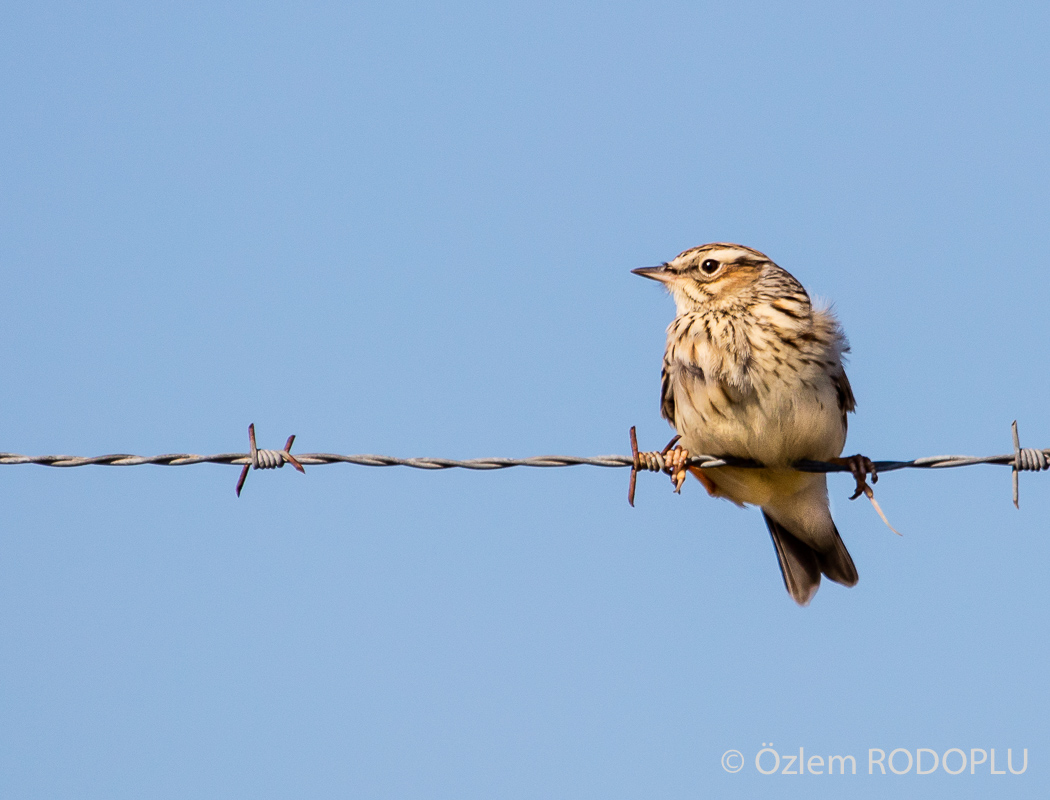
[
  {"xmin": 661, "ymin": 436, "xmax": 690, "ymax": 494},
  {"xmin": 629, "ymin": 429, "xmax": 692, "ymax": 505},
  {"xmin": 831, "ymin": 453, "xmax": 900, "ymax": 535},
  {"xmin": 830, "ymin": 454, "xmax": 878, "ymax": 501}
]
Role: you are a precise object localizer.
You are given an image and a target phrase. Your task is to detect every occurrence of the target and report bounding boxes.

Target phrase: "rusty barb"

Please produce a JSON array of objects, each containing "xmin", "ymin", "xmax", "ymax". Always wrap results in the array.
[
  {"xmin": 235, "ymin": 424, "xmax": 305, "ymax": 497},
  {"xmin": 0, "ymin": 421, "xmax": 1046, "ymax": 507}
]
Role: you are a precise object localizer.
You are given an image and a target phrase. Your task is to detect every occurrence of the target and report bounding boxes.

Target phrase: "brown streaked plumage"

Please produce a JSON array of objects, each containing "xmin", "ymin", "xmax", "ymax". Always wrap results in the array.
[{"xmin": 634, "ymin": 243, "xmax": 861, "ymax": 605}]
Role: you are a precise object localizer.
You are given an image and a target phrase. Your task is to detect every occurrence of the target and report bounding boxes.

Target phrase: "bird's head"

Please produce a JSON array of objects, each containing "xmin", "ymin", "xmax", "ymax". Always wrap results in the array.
[{"xmin": 632, "ymin": 243, "xmax": 778, "ymax": 314}]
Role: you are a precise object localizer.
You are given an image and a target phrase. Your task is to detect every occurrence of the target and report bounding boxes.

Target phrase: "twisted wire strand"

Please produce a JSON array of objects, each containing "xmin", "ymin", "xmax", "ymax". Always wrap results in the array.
[
  {"xmin": 6, "ymin": 421, "xmax": 1046, "ymax": 508},
  {"xmin": 1, "ymin": 449, "xmax": 1047, "ymax": 472}
]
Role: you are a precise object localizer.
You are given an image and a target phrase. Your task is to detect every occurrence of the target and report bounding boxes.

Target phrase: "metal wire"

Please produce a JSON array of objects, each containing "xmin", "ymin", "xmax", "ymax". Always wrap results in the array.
[
  {"xmin": 0, "ymin": 451, "xmax": 635, "ymax": 469},
  {"xmin": 9, "ymin": 451, "xmax": 1042, "ymax": 471},
  {"xmin": 1, "ymin": 421, "xmax": 1047, "ymax": 504},
  {"xmin": 1, "ymin": 438, "xmax": 1045, "ymax": 474}
]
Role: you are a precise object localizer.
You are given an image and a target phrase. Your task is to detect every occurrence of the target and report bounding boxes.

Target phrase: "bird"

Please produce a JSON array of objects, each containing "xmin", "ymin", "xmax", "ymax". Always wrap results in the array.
[{"xmin": 633, "ymin": 243, "xmax": 874, "ymax": 605}]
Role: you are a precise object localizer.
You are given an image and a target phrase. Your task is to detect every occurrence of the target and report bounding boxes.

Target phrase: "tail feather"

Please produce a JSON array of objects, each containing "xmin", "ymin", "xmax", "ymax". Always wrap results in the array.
[
  {"xmin": 763, "ymin": 511, "xmax": 821, "ymax": 606},
  {"xmin": 817, "ymin": 529, "xmax": 859, "ymax": 588},
  {"xmin": 762, "ymin": 511, "xmax": 858, "ymax": 606}
]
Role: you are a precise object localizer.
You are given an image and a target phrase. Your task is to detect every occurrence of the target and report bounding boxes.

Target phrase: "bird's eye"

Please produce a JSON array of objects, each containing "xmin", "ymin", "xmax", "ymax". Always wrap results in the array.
[{"xmin": 700, "ymin": 259, "xmax": 720, "ymax": 275}]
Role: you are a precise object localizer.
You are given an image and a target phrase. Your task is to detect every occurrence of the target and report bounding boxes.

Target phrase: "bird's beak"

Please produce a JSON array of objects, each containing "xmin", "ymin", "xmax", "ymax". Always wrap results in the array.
[{"xmin": 631, "ymin": 264, "xmax": 674, "ymax": 284}]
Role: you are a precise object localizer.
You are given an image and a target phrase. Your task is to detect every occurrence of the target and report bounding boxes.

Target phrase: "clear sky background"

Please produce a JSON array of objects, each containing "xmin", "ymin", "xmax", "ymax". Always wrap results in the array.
[{"xmin": 2, "ymin": 2, "xmax": 1049, "ymax": 798}]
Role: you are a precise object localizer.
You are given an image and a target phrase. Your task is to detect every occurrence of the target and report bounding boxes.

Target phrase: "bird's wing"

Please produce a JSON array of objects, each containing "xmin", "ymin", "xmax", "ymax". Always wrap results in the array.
[
  {"xmin": 831, "ymin": 369, "xmax": 855, "ymax": 433},
  {"xmin": 660, "ymin": 357, "xmax": 676, "ymax": 425}
]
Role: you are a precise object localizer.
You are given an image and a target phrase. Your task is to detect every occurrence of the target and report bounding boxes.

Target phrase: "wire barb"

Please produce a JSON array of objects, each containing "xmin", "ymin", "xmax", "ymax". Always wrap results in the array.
[
  {"xmin": 1012, "ymin": 420, "xmax": 1050, "ymax": 509},
  {"xmin": 235, "ymin": 423, "xmax": 305, "ymax": 497},
  {"xmin": 628, "ymin": 426, "xmax": 640, "ymax": 507}
]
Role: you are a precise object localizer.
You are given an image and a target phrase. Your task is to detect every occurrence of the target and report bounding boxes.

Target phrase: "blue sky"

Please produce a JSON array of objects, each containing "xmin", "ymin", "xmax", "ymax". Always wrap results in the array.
[{"xmin": 2, "ymin": 2, "xmax": 1049, "ymax": 798}]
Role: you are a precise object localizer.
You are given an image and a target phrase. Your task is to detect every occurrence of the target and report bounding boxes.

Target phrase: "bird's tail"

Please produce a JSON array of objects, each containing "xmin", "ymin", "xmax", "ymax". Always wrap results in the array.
[{"xmin": 762, "ymin": 511, "xmax": 858, "ymax": 606}]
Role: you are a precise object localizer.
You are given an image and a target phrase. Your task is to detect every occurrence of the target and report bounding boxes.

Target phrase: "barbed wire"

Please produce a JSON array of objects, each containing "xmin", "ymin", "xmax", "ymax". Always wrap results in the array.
[{"xmin": 1, "ymin": 422, "xmax": 1047, "ymax": 507}]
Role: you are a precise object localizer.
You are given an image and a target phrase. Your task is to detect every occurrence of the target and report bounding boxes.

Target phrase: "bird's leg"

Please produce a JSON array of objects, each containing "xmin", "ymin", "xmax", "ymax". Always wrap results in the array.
[
  {"xmin": 830, "ymin": 454, "xmax": 900, "ymax": 535},
  {"xmin": 830, "ymin": 454, "xmax": 878, "ymax": 501},
  {"xmin": 688, "ymin": 466, "xmax": 719, "ymax": 496}
]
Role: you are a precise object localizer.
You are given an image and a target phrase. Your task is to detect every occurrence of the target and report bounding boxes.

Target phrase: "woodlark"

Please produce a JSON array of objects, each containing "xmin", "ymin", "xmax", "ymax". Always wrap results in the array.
[{"xmin": 634, "ymin": 243, "xmax": 872, "ymax": 605}]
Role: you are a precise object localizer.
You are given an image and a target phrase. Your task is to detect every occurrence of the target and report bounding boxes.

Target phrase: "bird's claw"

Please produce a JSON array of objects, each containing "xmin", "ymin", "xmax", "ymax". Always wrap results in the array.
[
  {"xmin": 832, "ymin": 453, "xmax": 900, "ymax": 535},
  {"xmin": 663, "ymin": 440, "xmax": 690, "ymax": 494},
  {"xmin": 833, "ymin": 454, "xmax": 878, "ymax": 501}
]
